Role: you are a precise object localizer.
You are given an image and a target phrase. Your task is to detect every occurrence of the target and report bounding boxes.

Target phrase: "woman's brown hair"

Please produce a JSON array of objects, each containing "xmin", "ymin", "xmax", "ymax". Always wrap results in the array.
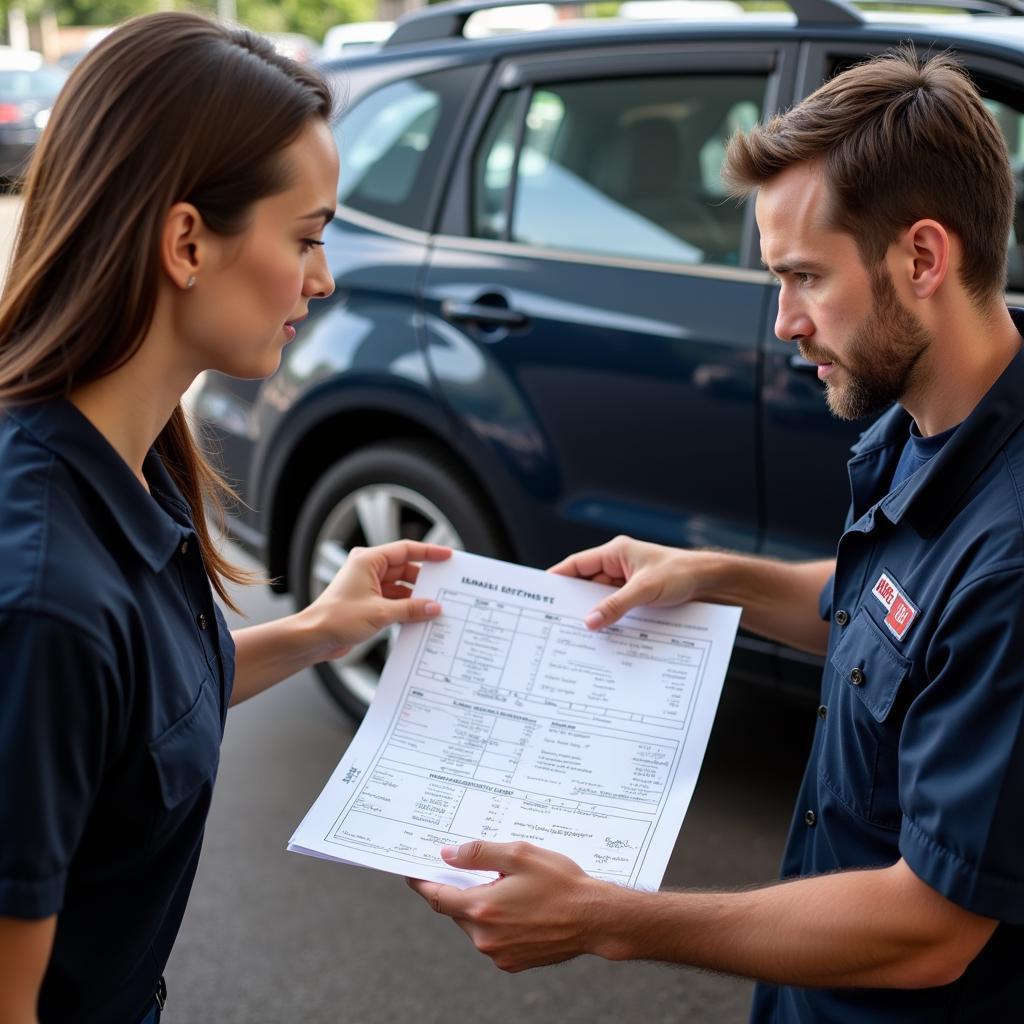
[
  {"xmin": 724, "ymin": 48, "xmax": 1014, "ymax": 306},
  {"xmin": 0, "ymin": 11, "xmax": 333, "ymax": 610}
]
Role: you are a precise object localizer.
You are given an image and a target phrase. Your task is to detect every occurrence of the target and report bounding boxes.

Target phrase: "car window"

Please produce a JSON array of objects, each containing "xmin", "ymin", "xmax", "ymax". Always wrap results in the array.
[
  {"xmin": 335, "ymin": 65, "xmax": 481, "ymax": 231},
  {"xmin": 473, "ymin": 73, "xmax": 767, "ymax": 266},
  {"xmin": 474, "ymin": 90, "xmax": 519, "ymax": 240},
  {"xmin": 986, "ymin": 95, "xmax": 1024, "ymax": 292}
]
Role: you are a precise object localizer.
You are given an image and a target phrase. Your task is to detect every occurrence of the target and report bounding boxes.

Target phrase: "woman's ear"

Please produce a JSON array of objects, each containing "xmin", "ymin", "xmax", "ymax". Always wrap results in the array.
[{"xmin": 160, "ymin": 202, "xmax": 204, "ymax": 291}]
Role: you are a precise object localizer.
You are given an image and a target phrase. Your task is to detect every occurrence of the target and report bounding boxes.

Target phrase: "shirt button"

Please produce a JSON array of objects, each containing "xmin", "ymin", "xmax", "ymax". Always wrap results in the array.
[
  {"xmin": 817, "ymin": 704, "xmax": 827, "ymax": 720},
  {"xmin": 180, "ymin": 540, "xmax": 189, "ymax": 556},
  {"xmin": 804, "ymin": 810, "xmax": 817, "ymax": 827},
  {"xmin": 197, "ymin": 613, "xmax": 208, "ymax": 631},
  {"xmin": 835, "ymin": 609, "xmax": 849, "ymax": 626},
  {"xmin": 849, "ymin": 667, "xmax": 865, "ymax": 686}
]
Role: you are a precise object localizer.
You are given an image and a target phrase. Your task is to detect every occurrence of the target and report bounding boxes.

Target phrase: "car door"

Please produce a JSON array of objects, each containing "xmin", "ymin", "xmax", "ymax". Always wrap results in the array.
[{"xmin": 420, "ymin": 41, "xmax": 798, "ymax": 568}]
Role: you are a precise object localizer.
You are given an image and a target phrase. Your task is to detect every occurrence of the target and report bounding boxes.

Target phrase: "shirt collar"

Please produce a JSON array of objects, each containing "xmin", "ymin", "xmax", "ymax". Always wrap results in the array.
[
  {"xmin": 6, "ymin": 398, "xmax": 190, "ymax": 573},
  {"xmin": 854, "ymin": 308, "xmax": 1024, "ymax": 536},
  {"xmin": 849, "ymin": 402, "xmax": 910, "ymax": 459}
]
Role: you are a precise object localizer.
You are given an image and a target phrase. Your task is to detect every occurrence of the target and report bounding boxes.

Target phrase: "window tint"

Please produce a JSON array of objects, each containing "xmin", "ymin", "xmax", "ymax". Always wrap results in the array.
[
  {"xmin": 475, "ymin": 90, "xmax": 520, "ymax": 240},
  {"xmin": 985, "ymin": 95, "xmax": 1024, "ymax": 291},
  {"xmin": 335, "ymin": 65, "xmax": 480, "ymax": 231},
  {"xmin": 473, "ymin": 74, "xmax": 767, "ymax": 266}
]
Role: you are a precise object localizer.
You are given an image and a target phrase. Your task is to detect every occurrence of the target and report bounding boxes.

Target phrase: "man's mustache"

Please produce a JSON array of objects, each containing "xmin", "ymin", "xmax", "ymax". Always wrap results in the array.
[{"xmin": 799, "ymin": 343, "xmax": 839, "ymax": 365}]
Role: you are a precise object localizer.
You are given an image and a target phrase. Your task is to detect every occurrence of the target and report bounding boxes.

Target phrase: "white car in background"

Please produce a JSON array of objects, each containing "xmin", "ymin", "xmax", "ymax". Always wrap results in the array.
[{"xmin": 322, "ymin": 21, "xmax": 395, "ymax": 59}]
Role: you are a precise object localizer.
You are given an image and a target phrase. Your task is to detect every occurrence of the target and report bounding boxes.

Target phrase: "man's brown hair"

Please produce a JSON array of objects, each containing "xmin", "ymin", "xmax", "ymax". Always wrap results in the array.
[{"xmin": 724, "ymin": 48, "xmax": 1014, "ymax": 303}]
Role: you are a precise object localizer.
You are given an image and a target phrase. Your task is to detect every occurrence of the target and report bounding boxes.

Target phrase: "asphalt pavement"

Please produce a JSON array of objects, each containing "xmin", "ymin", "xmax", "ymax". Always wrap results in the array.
[{"xmin": 164, "ymin": 550, "xmax": 817, "ymax": 1023}]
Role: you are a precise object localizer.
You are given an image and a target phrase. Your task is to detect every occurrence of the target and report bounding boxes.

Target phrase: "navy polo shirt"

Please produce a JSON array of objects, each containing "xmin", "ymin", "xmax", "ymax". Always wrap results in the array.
[
  {"xmin": 751, "ymin": 317, "xmax": 1024, "ymax": 1023},
  {"xmin": 0, "ymin": 399, "xmax": 235, "ymax": 1023}
]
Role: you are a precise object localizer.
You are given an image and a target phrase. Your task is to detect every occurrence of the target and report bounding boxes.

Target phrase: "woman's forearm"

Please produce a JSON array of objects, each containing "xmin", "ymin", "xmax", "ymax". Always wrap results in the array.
[{"xmin": 228, "ymin": 609, "xmax": 329, "ymax": 705}]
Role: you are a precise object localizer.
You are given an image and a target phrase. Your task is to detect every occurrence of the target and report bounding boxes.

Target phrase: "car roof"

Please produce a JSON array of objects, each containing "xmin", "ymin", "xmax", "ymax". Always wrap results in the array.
[
  {"xmin": 325, "ymin": 15, "xmax": 1024, "ymax": 76},
  {"xmin": 322, "ymin": 1, "xmax": 1024, "ymax": 74}
]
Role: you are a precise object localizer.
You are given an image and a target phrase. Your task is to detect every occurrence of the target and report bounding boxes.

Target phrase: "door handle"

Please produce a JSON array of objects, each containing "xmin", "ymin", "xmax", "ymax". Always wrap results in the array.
[{"xmin": 442, "ymin": 299, "xmax": 528, "ymax": 329}]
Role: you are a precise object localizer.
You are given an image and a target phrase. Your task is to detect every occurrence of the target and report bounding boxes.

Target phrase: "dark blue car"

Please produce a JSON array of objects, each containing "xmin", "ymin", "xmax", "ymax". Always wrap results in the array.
[{"xmin": 192, "ymin": 0, "xmax": 1024, "ymax": 718}]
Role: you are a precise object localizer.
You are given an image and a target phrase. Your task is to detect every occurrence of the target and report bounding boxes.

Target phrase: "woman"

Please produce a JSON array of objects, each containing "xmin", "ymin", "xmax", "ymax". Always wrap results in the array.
[{"xmin": 0, "ymin": 13, "xmax": 448, "ymax": 1022}]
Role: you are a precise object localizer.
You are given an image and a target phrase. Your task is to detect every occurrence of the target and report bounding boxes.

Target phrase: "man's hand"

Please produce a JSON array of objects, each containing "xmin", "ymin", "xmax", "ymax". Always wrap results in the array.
[
  {"xmin": 407, "ymin": 841, "xmax": 618, "ymax": 972},
  {"xmin": 549, "ymin": 536, "xmax": 702, "ymax": 629},
  {"xmin": 409, "ymin": 850, "xmax": 997, "ymax": 989},
  {"xmin": 551, "ymin": 535, "xmax": 833, "ymax": 654},
  {"xmin": 304, "ymin": 541, "xmax": 452, "ymax": 661}
]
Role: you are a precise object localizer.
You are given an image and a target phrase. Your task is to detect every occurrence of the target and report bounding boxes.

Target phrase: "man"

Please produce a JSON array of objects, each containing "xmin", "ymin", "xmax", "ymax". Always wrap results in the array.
[{"xmin": 408, "ymin": 50, "xmax": 1024, "ymax": 1021}]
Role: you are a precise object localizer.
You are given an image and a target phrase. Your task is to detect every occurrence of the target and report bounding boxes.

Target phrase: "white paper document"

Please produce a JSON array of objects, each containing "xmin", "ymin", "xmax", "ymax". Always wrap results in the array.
[{"xmin": 288, "ymin": 552, "xmax": 741, "ymax": 891}]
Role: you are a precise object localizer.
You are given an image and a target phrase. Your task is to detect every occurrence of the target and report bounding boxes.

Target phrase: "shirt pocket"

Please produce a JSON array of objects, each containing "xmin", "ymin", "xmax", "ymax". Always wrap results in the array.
[
  {"xmin": 819, "ymin": 609, "xmax": 911, "ymax": 829},
  {"xmin": 148, "ymin": 674, "xmax": 222, "ymax": 817}
]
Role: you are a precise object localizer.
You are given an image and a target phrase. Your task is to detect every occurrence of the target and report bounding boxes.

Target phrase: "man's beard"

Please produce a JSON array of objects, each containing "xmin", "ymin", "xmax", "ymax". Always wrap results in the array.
[{"xmin": 801, "ymin": 268, "xmax": 932, "ymax": 421}]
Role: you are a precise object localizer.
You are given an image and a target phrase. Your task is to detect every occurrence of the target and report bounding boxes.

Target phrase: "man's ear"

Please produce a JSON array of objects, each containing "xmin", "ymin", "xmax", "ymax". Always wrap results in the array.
[
  {"xmin": 893, "ymin": 219, "xmax": 950, "ymax": 300},
  {"xmin": 160, "ymin": 202, "xmax": 204, "ymax": 291}
]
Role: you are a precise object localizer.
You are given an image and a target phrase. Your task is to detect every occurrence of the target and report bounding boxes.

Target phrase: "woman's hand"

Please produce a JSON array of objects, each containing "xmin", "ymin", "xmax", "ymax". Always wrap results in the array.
[
  {"xmin": 304, "ymin": 541, "xmax": 452, "ymax": 660},
  {"xmin": 549, "ymin": 535, "xmax": 701, "ymax": 629}
]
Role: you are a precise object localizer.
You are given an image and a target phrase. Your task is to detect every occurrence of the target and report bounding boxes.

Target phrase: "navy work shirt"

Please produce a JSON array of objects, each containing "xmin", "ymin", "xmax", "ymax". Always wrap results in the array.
[
  {"xmin": 751, "ymin": 320, "xmax": 1024, "ymax": 1023},
  {"xmin": 0, "ymin": 399, "xmax": 235, "ymax": 1023}
]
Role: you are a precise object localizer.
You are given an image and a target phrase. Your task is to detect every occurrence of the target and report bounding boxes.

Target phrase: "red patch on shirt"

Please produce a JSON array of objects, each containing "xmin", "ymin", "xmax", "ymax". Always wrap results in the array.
[{"xmin": 872, "ymin": 572, "xmax": 919, "ymax": 641}]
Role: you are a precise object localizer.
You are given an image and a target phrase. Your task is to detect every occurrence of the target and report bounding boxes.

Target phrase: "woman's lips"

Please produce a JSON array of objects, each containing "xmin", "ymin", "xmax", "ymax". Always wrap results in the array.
[{"xmin": 283, "ymin": 315, "xmax": 307, "ymax": 341}]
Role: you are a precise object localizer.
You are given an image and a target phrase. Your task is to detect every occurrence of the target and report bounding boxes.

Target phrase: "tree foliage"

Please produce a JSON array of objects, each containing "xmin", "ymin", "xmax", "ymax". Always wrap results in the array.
[
  {"xmin": 36, "ymin": 0, "xmax": 377, "ymax": 38},
  {"xmin": 52, "ymin": 0, "xmax": 145, "ymax": 27},
  {"xmin": 233, "ymin": 0, "xmax": 376, "ymax": 39}
]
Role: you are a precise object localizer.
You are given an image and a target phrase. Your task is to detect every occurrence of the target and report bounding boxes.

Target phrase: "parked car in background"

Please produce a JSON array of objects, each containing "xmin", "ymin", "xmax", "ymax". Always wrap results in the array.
[
  {"xmin": 321, "ymin": 21, "xmax": 395, "ymax": 59},
  {"xmin": 193, "ymin": 0, "xmax": 1024, "ymax": 720},
  {"xmin": 0, "ymin": 48, "xmax": 66, "ymax": 181}
]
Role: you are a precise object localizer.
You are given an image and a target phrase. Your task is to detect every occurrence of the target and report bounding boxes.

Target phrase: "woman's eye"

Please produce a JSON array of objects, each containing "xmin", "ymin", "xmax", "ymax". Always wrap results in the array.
[{"xmin": 300, "ymin": 238, "xmax": 325, "ymax": 254}]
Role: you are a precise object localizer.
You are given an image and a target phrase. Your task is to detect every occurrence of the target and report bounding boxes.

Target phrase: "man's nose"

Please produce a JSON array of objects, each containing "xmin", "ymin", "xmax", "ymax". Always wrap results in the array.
[{"xmin": 774, "ymin": 289, "xmax": 813, "ymax": 344}]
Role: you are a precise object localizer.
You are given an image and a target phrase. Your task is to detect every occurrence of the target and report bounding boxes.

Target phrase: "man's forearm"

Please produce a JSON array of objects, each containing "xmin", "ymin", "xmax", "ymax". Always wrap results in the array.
[
  {"xmin": 690, "ymin": 552, "xmax": 834, "ymax": 655},
  {"xmin": 587, "ymin": 859, "xmax": 994, "ymax": 989}
]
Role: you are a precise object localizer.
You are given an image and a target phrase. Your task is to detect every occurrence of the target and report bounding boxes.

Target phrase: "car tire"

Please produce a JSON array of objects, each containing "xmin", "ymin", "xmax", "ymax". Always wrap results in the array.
[{"xmin": 289, "ymin": 439, "xmax": 510, "ymax": 721}]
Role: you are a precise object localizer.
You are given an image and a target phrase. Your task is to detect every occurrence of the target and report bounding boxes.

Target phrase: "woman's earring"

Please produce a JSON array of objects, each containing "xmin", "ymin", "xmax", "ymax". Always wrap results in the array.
[{"xmin": 186, "ymin": 275, "xmax": 196, "ymax": 289}]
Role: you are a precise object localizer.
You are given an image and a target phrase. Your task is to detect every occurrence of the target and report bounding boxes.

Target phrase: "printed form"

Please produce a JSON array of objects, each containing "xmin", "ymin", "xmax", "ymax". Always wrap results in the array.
[{"xmin": 289, "ymin": 552, "xmax": 741, "ymax": 891}]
